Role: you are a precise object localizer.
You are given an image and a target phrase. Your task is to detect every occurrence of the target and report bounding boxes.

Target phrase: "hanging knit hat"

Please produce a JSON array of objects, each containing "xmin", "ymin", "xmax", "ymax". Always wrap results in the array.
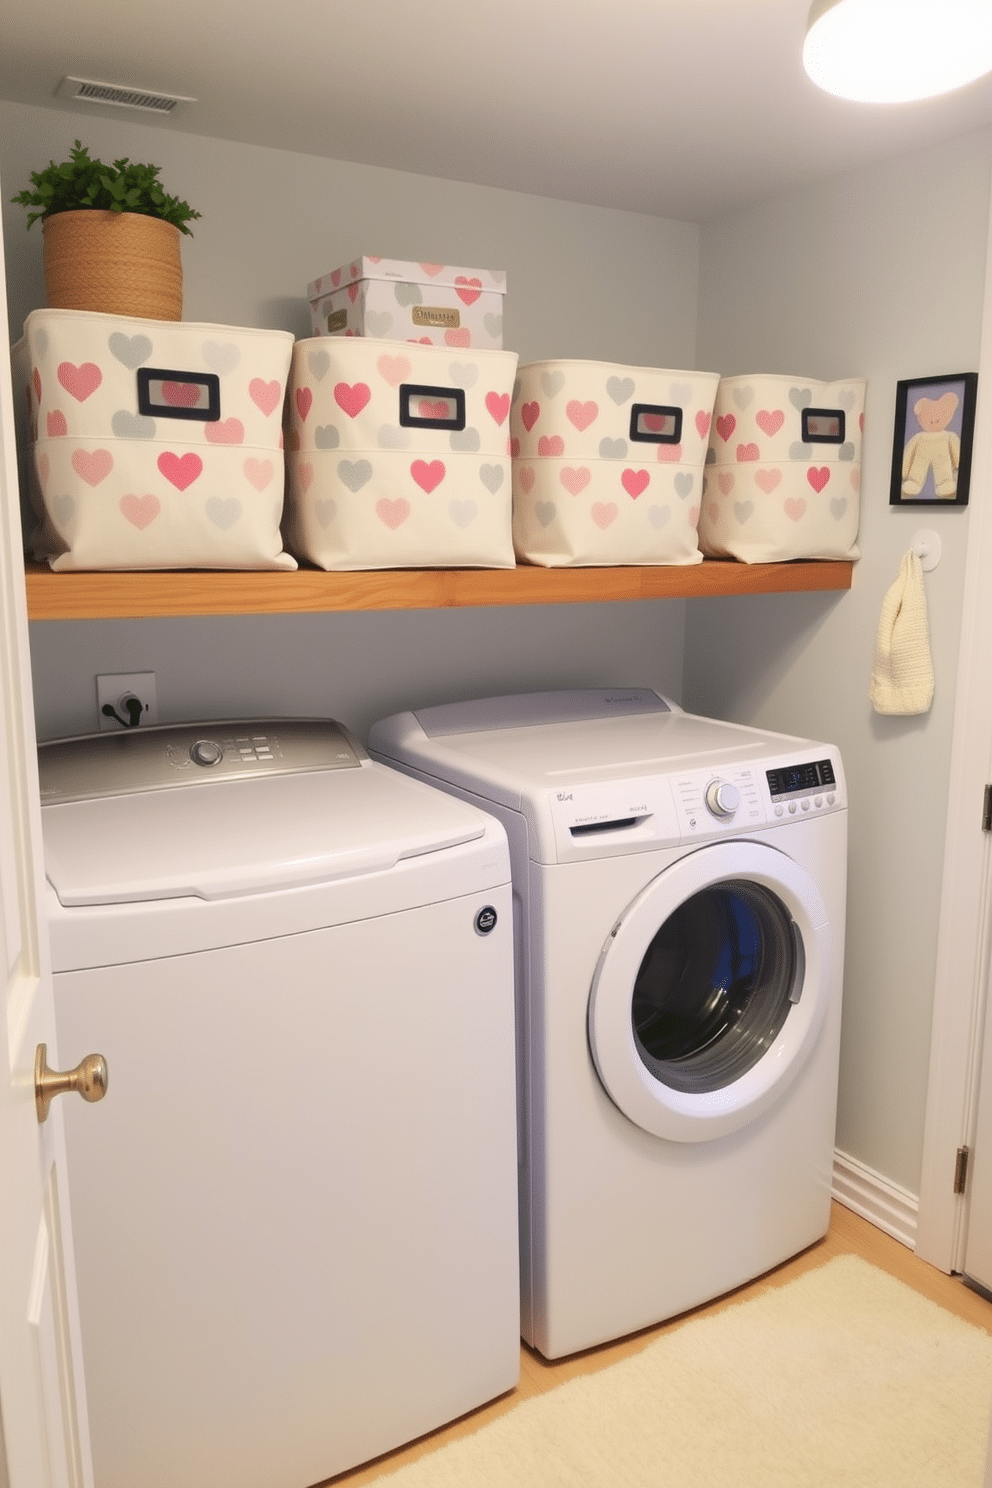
[{"xmin": 869, "ymin": 549, "xmax": 935, "ymax": 715}]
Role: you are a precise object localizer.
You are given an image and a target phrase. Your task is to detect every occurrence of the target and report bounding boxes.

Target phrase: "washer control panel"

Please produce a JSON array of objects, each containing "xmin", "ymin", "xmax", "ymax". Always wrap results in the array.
[
  {"xmin": 766, "ymin": 757, "xmax": 839, "ymax": 819},
  {"xmin": 38, "ymin": 719, "xmax": 364, "ymax": 804},
  {"xmin": 673, "ymin": 765, "xmax": 767, "ymax": 838}
]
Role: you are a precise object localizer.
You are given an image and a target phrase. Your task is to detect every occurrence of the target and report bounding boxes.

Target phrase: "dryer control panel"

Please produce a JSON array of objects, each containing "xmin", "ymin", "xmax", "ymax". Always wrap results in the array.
[{"xmin": 38, "ymin": 719, "xmax": 364, "ymax": 804}]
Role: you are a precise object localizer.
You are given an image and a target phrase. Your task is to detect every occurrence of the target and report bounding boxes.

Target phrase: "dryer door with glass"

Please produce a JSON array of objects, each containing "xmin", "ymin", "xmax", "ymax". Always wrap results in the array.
[{"xmin": 588, "ymin": 838, "xmax": 832, "ymax": 1143}]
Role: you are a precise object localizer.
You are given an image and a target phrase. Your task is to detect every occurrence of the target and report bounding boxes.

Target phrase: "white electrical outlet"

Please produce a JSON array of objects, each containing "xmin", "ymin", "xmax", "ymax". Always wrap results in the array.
[{"xmin": 96, "ymin": 672, "xmax": 159, "ymax": 731}]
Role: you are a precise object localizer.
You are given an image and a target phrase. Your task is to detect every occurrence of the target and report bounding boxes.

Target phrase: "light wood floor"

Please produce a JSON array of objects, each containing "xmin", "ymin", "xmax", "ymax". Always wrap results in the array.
[{"xmin": 322, "ymin": 1201, "xmax": 992, "ymax": 1486}]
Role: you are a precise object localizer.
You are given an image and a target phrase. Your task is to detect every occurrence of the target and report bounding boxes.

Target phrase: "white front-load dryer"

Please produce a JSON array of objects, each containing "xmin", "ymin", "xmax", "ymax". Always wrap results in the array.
[
  {"xmin": 39, "ymin": 719, "xmax": 519, "ymax": 1488},
  {"xmin": 369, "ymin": 688, "xmax": 847, "ymax": 1359}
]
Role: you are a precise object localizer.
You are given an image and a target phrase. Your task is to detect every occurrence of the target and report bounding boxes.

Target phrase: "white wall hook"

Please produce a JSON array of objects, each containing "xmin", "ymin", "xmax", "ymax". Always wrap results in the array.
[{"xmin": 912, "ymin": 528, "xmax": 941, "ymax": 572}]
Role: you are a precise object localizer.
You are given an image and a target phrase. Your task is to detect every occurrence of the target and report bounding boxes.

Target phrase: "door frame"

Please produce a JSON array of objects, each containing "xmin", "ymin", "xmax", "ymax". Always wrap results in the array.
[{"xmin": 916, "ymin": 176, "xmax": 992, "ymax": 1271}]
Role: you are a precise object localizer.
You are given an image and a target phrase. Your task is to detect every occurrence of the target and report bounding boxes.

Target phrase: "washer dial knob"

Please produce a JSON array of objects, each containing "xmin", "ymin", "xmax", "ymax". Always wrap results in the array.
[
  {"xmin": 705, "ymin": 779, "xmax": 740, "ymax": 819},
  {"xmin": 190, "ymin": 738, "xmax": 224, "ymax": 767}
]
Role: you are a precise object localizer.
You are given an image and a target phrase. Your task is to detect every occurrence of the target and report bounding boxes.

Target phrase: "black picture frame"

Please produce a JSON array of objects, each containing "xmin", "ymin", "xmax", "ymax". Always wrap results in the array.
[{"xmin": 889, "ymin": 372, "xmax": 978, "ymax": 507}]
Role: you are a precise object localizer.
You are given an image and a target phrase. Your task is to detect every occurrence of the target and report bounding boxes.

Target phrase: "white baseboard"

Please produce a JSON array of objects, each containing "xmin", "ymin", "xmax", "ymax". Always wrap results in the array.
[{"xmin": 832, "ymin": 1149, "xmax": 919, "ymax": 1251}]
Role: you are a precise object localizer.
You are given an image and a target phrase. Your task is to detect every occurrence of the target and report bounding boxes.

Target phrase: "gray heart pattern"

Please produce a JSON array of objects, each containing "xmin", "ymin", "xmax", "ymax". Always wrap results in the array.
[
  {"xmin": 839, "ymin": 442, "xmax": 855, "ymax": 461},
  {"xmin": 449, "ymin": 500, "xmax": 478, "ymax": 528},
  {"xmin": 53, "ymin": 493, "xmax": 75, "ymax": 527},
  {"xmin": 674, "ymin": 473, "xmax": 694, "ymax": 499},
  {"xmin": 206, "ymin": 497, "xmax": 242, "ymax": 530},
  {"xmin": 315, "ymin": 425, "xmax": 340, "ymax": 450},
  {"xmin": 479, "ymin": 464, "xmax": 504, "ymax": 493},
  {"xmin": 600, "ymin": 437, "xmax": 628, "ymax": 459},
  {"xmin": 789, "ymin": 441, "xmax": 813, "ymax": 460},
  {"xmin": 338, "ymin": 459, "xmax": 373, "ymax": 492},
  {"xmin": 112, "ymin": 410, "xmax": 156, "ymax": 439},
  {"xmin": 34, "ymin": 328, "xmax": 49, "ymax": 358},
  {"xmin": 366, "ymin": 311, "xmax": 393, "ymax": 337},
  {"xmin": 108, "ymin": 332, "xmax": 153, "ymax": 369},
  {"xmin": 541, "ymin": 369, "xmax": 566, "ymax": 398},
  {"xmin": 394, "ymin": 282, "xmax": 423, "ymax": 307},
  {"xmin": 307, "ymin": 349, "xmax": 331, "ymax": 382},
  {"xmin": 830, "ymin": 497, "xmax": 848, "ymax": 520},
  {"xmin": 484, "ymin": 313, "xmax": 503, "ymax": 338},
  {"xmin": 202, "ymin": 341, "xmax": 241, "ymax": 375},
  {"xmin": 451, "ymin": 427, "xmax": 481, "ymax": 452},
  {"xmin": 448, "ymin": 362, "xmax": 479, "ymax": 388},
  {"xmin": 378, "ymin": 425, "xmax": 411, "ymax": 449},
  {"xmin": 789, "ymin": 387, "xmax": 812, "ymax": 411},
  {"xmin": 535, "ymin": 501, "xmax": 556, "ymax": 526},
  {"xmin": 734, "ymin": 500, "xmax": 755, "ymax": 524},
  {"xmin": 607, "ymin": 376, "xmax": 635, "ymax": 405},
  {"xmin": 732, "ymin": 386, "xmax": 754, "ymax": 410}
]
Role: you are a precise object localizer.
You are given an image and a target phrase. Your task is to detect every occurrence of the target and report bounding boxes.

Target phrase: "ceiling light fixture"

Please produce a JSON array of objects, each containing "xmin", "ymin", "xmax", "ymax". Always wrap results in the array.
[{"xmin": 803, "ymin": 0, "xmax": 992, "ymax": 103}]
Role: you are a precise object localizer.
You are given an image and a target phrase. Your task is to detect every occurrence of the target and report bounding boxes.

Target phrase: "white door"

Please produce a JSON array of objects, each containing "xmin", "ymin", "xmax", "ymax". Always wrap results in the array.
[
  {"xmin": 0, "ymin": 199, "xmax": 94, "ymax": 1487},
  {"xmin": 587, "ymin": 840, "xmax": 833, "ymax": 1142},
  {"xmin": 964, "ymin": 978, "xmax": 992, "ymax": 1293}
]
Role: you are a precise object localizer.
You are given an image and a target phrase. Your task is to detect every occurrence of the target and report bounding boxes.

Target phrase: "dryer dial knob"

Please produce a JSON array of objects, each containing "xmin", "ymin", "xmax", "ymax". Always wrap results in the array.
[{"xmin": 704, "ymin": 780, "xmax": 740, "ymax": 819}]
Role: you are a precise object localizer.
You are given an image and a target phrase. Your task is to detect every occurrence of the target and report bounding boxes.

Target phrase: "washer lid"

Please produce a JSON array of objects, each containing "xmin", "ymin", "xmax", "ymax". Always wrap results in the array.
[{"xmin": 42, "ymin": 755, "xmax": 488, "ymax": 906}]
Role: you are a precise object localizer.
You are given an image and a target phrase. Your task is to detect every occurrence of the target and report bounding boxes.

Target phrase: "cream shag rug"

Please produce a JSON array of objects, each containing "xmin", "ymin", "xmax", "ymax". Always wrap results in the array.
[{"xmin": 373, "ymin": 1255, "xmax": 992, "ymax": 1488}]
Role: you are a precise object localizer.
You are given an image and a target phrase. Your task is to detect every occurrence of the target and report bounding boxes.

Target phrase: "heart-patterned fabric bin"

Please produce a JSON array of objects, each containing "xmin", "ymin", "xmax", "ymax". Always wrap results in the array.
[
  {"xmin": 12, "ymin": 309, "xmax": 296, "ymax": 571},
  {"xmin": 284, "ymin": 337, "xmax": 518, "ymax": 569},
  {"xmin": 698, "ymin": 375, "xmax": 866, "ymax": 563},
  {"xmin": 510, "ymin": 360, "xmax": 720, "ymax": 567},
  {"xmin": 308, "ymin": 258, "xmax": 506, "ymax": 349}
]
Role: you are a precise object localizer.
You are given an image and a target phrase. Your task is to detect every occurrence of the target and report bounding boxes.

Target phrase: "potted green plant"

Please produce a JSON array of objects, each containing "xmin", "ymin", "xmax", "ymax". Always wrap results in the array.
[{"xmin": 12, "ymin": 139, "xmax": 202, "ymax": 321}]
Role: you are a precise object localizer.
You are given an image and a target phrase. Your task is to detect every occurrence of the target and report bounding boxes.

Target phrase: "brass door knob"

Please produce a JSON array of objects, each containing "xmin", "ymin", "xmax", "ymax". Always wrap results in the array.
[{"xmin": 35, "ymin": 1043, "xmax": 108, "ymax": 1125}]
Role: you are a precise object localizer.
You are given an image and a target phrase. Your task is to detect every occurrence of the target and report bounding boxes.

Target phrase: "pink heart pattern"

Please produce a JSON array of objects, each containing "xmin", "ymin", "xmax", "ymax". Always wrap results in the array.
[
  {"xmin": 57, "ymin": 361, "xmax": 102, "ymax": 402},
  {"xmin": 485, "ymin": 391, "xmax": 510, "ymax": 426},
  {"xmin": 249, "ymin": 378, "xmax": 282, "ymax": 416},
  {"xmin": 566, "ymin": 400, "xmax": 598, "ymax": 432},
  {"xmin": 120, "ymin": 494, "xmax": 161, "ymax": 530},
  {"xmin": 377, "ymin": 497, "xmax": 410, "ymax": 529},
  {"xmin": 71, "ymin": 448, "xmax": 113, "ymax": 486},
  {"xmin": 411, "ymin": 459, "xmax": 446, "ymax": 493},
  {"xmin": 621, "ymin": 469, "xmax": 650, "ymax": 499},
  {"xmin": 560, "ymin": 467, "xmax": 591, "ymax": 495},
  {"xmin": 157, "ymin": 452, "xmax": 203, "ymax": 491},
  {"xmin": 205, "ymin": 418, "xmax": 245, "ymax": 445},
  {"xmin": 334, "ymin": 381, "xmax": 371, "ymax": 418}
]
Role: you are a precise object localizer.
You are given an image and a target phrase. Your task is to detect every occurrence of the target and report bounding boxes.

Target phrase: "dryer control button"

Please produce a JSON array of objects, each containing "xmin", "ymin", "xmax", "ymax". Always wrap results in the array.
[{"xmin": 190, "ymin": 739, "xmax": 224, "ymax": 767}]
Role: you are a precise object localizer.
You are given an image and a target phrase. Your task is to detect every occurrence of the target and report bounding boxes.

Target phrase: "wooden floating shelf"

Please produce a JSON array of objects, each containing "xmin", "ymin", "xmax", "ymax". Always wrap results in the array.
[{"xmin": 23, "ymin": 559, "xmax": 854, "ymax": 621}]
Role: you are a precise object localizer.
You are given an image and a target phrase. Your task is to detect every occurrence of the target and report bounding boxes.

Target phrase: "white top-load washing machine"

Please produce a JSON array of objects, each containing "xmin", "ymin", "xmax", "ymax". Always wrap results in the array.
[
  {"xmin": 369, "ymin": 688, "xmax": 848, "ymax": 1359},
  {"xmin": 39, "ymin": 719, "xmax": 520, "ymax": 1488}
]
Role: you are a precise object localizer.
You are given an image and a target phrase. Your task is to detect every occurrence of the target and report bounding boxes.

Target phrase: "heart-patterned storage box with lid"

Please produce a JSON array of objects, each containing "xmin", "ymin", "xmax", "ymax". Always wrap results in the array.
[
  {"xmin": 307, "ymin": 257, "xmax": 506, "ymax": 349},
  {"xmin": 510, "ymin": 360, "xmax": 720, "ymax": 567},
  {"xmin": 284, "ymin": 337, "xmax": 518, "ymax": 569},
  {"xmin": 12, "ymin": 308, "xmax": 296, "ymax": 571},
  {"xmin": 698, "ymin": 374, "xmax": 866, "ymax": 563}
]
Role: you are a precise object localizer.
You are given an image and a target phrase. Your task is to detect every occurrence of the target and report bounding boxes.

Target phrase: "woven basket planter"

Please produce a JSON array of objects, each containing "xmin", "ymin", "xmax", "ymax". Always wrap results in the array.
[{"xmin": 42, "ymin": 210, "xmax": 183, "ymax": 321}]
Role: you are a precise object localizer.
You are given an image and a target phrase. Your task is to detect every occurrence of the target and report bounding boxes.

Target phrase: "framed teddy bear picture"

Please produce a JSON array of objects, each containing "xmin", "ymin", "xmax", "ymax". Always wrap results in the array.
[{"xmin": 889, "ymin": 372, "xmax": 978, "ymax": 507}]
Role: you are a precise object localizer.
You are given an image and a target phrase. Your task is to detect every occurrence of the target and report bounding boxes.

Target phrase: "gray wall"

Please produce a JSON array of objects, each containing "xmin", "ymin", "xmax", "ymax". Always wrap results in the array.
[
  {"xmin": 1, "ymin": 100, "xmax": 700, "ymax": 742},
  {"xmin": 689, "ymin": 128, "xmax": 992, "ymax": 1194}
]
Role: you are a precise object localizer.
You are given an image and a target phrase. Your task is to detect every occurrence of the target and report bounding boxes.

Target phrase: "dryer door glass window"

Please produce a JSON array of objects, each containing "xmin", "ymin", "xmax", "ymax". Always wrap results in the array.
[{"xmin": 630, "ymin": 879, "xmax": 798, "ymax": 1095}]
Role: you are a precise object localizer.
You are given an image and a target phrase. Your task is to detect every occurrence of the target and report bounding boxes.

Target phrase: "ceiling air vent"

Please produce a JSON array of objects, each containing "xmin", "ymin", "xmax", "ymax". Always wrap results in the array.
[{"xmin": 55, "ymin": 76, "xmax": 196, "ymax": 117}]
